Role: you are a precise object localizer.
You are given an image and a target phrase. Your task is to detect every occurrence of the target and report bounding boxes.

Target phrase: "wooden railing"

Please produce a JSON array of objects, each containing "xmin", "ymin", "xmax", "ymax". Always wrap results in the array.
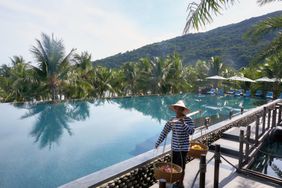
[{"xmin": 238, "ymin": 102, "xmax": 282, "ymax": 169}]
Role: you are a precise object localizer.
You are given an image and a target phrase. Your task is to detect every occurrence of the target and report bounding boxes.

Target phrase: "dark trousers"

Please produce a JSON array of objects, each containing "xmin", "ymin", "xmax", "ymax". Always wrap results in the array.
[{"xmin": 172, "ymin": 151, "xmax": 188, "ymax": 170}]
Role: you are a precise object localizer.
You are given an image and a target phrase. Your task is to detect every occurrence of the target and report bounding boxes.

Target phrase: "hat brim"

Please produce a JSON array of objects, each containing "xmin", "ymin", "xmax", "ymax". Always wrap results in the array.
[{"xmin": 170, "ymin": 105, "xmax": 190, "ymax": 115}]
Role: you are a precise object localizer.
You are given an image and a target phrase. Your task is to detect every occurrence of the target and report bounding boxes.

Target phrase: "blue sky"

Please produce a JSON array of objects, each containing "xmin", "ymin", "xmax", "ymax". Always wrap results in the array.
[{"xmin": 0, "ymin": 0, "xmax": 281, "ymax": 65}]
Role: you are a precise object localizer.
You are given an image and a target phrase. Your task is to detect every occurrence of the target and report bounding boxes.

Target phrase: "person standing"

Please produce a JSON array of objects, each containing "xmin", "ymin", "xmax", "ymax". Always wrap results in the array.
[{"xmin": 155, "ymin": 100, "xmax": 195, "ymax": 187}]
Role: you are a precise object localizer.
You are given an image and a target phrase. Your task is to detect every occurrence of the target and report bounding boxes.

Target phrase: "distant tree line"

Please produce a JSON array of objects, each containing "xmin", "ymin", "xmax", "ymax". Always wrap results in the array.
[
  {"xmin": 0, "ymin": 33, "xmax": 237, "ymax": 102},
  {"xmin": 0, "ymin": 7, "xmax": 281, "ymax": 103}
]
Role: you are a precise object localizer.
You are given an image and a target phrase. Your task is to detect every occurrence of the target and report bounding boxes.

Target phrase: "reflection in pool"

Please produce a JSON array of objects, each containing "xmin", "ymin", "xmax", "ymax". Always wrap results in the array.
[
  {"xmin": 250, "ymin": 139, "xmax": 282, "ymax": 179},
  {"xmin": 0, "ymin": 94, "xmax": 266, "ymax": 187}
]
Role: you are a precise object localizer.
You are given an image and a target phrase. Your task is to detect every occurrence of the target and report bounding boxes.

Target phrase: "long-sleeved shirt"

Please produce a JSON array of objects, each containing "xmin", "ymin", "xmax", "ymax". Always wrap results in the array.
[{"xmin": 155, "ymin": 116, "xmax": 195, "ymax": 151}]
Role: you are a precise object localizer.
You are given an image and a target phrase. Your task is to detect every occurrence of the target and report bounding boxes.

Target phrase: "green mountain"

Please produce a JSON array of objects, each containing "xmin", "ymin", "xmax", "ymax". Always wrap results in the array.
[{"xmin": 94, "ymin": 11, "xmax": 282, "ymax": 69}]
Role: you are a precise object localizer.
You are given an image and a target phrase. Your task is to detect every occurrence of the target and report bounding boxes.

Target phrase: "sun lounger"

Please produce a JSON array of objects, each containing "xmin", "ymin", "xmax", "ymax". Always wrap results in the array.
[
  {"xmin": 244, "ymin": 90, "xmax": 251, "ymax": 97},
  {"xmin": 234, "ymin": 89, "xmax": 243, "ymax": 96},
  {"xmin": 265, "ymin": 91, "xmax": 273, "ymax": 99},
  {"xmin": 207, "ymin": 88, "xmax": 216, "ymax": 95},
  {"xmin": 217, "ymin": 89, "xmax": 224, "ymax": 96},
  {"xmin": 255, "ymin": 90, "xmax": 262, "ymax": 97},
  {"xmin": 226, "ymin": 89, "xmax": 235, "ymax": 95}
]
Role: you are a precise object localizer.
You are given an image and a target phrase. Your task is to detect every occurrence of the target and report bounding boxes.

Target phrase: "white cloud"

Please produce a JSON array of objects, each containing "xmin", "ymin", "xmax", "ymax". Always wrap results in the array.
[
  {"xmin": 0, "ymin": 0, "xmax": 281, "ymax": 64},
  {"xmin": 0, "ymin": 0, "xmax": 152, "ymax": 63}
]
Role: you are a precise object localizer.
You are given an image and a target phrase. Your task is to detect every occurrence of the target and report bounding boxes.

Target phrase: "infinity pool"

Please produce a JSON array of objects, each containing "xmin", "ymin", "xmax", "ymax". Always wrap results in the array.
[{"xmin": 0, "ymin": 94, "xmax": 266, "ymax": 188}]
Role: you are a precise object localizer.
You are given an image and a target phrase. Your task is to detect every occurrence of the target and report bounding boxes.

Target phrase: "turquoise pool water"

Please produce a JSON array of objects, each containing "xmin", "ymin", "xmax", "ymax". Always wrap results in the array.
[
  {"xmin": 250, "ymin": 138, "xmax": 282, "ymax": 179},
  {"xmin": 0, "ymin": 94, "xmax": 266, "ymax": 188}
]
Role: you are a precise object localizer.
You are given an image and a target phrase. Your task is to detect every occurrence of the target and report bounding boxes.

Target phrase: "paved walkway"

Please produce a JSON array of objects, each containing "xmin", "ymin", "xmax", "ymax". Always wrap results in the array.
[
  {"xmin": 151, "ymin": 151, "xmax": 277, "ymax": 188},
  {"xmin": 151, "ymin": 113, "xmax": 280, "ymax": 188}
]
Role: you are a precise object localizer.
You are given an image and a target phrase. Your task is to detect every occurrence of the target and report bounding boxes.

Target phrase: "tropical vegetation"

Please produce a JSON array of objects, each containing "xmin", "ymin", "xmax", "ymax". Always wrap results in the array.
[
  {"xmin": 0, "ymin": 29, "xmax": 281, "ymax": 102},
  {"xmin": 0, "ymin": 1, "xmax": 282, "ymax": 102},
  {"xmin": 95, "ymin": 11, "xmax": 281, "ymax": 68},
  {"xmin": 184, "ymin": 0, "xmax": 282, "ymax": 95}
]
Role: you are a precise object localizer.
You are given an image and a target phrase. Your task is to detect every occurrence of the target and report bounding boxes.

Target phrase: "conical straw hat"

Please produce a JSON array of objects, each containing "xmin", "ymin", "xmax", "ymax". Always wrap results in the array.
[{"xmin": 170, "ymin": 100, "xmax": 190, "ymax": 115}]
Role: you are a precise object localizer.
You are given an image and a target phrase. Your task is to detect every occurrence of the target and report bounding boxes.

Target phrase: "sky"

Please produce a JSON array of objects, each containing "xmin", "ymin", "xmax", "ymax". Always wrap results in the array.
[{"xmin": 0, "ymin": 0, "xmax": 281, "ymax": 65}]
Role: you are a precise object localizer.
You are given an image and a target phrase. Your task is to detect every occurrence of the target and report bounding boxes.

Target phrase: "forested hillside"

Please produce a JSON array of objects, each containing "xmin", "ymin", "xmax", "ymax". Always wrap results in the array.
[{"xmin": 94, "ymin": 11, "xmax": 282, "ymax": 69}]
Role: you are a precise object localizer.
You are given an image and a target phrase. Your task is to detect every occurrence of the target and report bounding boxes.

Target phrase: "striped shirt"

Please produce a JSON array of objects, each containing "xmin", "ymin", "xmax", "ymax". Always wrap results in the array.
[{"xmin": 155, "ymin": 116, "xmax": 195, "ymax": 151}]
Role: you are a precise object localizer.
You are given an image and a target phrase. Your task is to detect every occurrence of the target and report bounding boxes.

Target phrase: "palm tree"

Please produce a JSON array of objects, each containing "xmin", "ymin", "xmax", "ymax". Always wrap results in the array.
[
  {"xmin": 149, "ymin": 57, "xmax": 166, "ymax": 94},
  {"xmin": 166, "ymin": 53, "xmax": 191, "ymax": 93},
  {"xmin": 73, "ymin": 51, "xmax": 93, "ymax": 71},
  {"xmin": 183, "ymin": 0, "xmax": 281, "ymax": 33},
  {"xmin": 122, "ymin": 62, "xmax": 139, "ymax": 95},
  {"xmin": 245, "ymin": 16, "xmax": 282, "ymax": 63},
  {"xmin": 0, "ymin": 56, "xmax": 36, "ymax": 102},
  {"xmin": 30, "ymin": 33, "xmax": 75, "ymax": 101},
  {"xmin": 93, "ymin": 66, "xmax": 116, "ymax": 98},
  {"xmin": 208, "ymin": 56, "xmax": 224, "ymax": 76},
  {"xmin": 184, "ymin": 1, "xmax": 282, "ymax": 62},
  {"xmin": 8, "ymin": 56, "xmax": 34, "ymax": 101},
  {"xmin": 67, "ymin": 51, "xmax": 94, "ymax": 99},
  {"xmin": 135, "ymin": 58, "xmax": 152, "ymax": 94},
  {"xmin": 194, "ymin": 60, "xmax": 209, "ymax": 79}
]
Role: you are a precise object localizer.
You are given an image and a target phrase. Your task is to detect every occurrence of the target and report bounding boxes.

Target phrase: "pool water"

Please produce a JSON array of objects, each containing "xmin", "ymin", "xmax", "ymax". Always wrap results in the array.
[
  {"xmin": 250, "ymin": 138, "xmax": 282, "ymax": 179},
  {"xmin": 0, "ymin": 94, "xmax": 266, "ymax": 188}
]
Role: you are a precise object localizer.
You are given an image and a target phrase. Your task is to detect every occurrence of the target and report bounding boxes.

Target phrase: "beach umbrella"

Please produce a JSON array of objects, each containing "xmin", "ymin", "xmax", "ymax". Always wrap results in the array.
[
  {"xmin": 255, "ymin": 77, "xmax": 280, "ymax": 83},
  {"xmin": 206, "ymin": 75, "xmax": 226, "ymax": 88},
  {"xmin": 206, "ymin": 75, "xmax": 226, "ymax": 80},
  {"xmin": 228, "ymin": 76, "xmax": 255, "ymax": 83}
]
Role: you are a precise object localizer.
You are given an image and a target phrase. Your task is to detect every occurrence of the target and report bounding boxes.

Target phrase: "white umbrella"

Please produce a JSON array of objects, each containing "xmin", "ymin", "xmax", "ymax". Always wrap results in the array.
[
  {"xmin": 228, "ymin": 76, "xmax": 255, "ymax": 83},
  {"xmin": 206, "ymin": 75, "xmax": 226, "ymax": 80},
  {"xmin": 255, "ymin": 77, "xmax": 279, "ymax": 83}
]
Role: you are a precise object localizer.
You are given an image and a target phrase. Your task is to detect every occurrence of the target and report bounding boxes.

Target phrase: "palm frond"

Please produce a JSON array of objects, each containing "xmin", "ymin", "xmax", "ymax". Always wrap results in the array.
[
  {"xmin": 244, "ymin": 16, "xmax": 282, "ymax": 42},
  {"xmin": 183, "ymin": 0, "xmax": 236, "ymax": 34},
  {"xmin": 257, "ymin": 0, "xmax": 282, "ymax": 6},
  {"xmin": 252, "ymin": 33, "xmax": 282, "ymax": 63}
]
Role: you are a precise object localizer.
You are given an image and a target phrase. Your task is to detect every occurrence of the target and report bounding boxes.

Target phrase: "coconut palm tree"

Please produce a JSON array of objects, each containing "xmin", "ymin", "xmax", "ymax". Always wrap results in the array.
[
  {"xmin": 207, "ymin": 56, "xmax": 224, "ymax": 76},
  {"xmin": 194, "ymin": 60, "xmax": 209, "ymax": 79},
  {"xmin": 183, "ymin": 0, "xmax": 281, "ymax": 33},
  {"xmin": 122, "ymin": 62, "xmax": 139, "ymax": 95},
  {"xmin": 184, "ymin": 0, "xmax": 282, "ymax": 63},
  {"xmin": 166, "ymin": 53, "xmax": 191, "ymax": 93},
  {"xmin": 0, "ymin": 56, "xmax": 36, "ymax": 102},
  {"xmin": 245, "ymin": 15, "xmax": 282, "ymax": 63},
  {"xmin": 30, "ymin": 33, "xmax": 75, "ymax": 101},
  {"xmin": 8, "ymin": 56, "xmax": 34, "ymax": 101},
  {"xmin": 67, "ymin": 51, "xmax": 94, "ymax": 99},
  {"xmin": 93, "ymin": 66, "xmax": 116, "ymax": 98},
  {"xmin": 135, "ymin": 58, "xmax": 152, "ymax": 94}
]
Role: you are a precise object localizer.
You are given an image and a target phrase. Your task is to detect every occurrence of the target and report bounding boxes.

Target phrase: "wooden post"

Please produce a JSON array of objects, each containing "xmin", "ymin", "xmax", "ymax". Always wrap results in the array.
[
  {"xmin": 199, "ymin": 154, "xmax": 206, "ymax": 188},
  {"xmin": 262, "ymin": 107, "xmax": 266, "ymax": 133},
  {"xmin": 238, "ymin": 130, "xmax": 244, "ymax": 169},
  {"xmin": 159, "ymin": 179, "xmax": 166, "ymax": 188},
  {"xmin": 214, "ymin": 145, "xmax": 221, "ymax": 188},
  {"xmin": 267, "ymin": 109, "xmax": 271, "ymax": 129},
  {"xmin": 278, "ymin": 104, "xmax": 282, "ymax": 125},
  {"xmin": 255, "ymin": 115, "xmax": 259, "ymax": 146},
  {"xmin": 229, "ymin": 110, "xmax": 233, "ymax": 119},
  {"xmin": 245, "ymin": 125, "xmax": 251, "ymax": 163},
  {"xmin": 240, "ymin": 107, "xmax": 244, "ymax": 115},
  {"xmin": 204, "ymin": 117, "xmax": 210, "ymax": 127},
  {"xmin": 272, "ymin": 107, "xmax": 277, "ymax": 128}
]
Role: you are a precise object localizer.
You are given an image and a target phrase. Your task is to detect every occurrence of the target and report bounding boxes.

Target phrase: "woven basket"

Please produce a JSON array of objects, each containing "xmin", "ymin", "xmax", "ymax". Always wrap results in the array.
[
  {"xmin": 153, "ymin": 162, "xmax": 183, "ymax": 183},
  {"xmin": 188, "ymin": 142, "xmax": 208, "ymax": 158}
]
